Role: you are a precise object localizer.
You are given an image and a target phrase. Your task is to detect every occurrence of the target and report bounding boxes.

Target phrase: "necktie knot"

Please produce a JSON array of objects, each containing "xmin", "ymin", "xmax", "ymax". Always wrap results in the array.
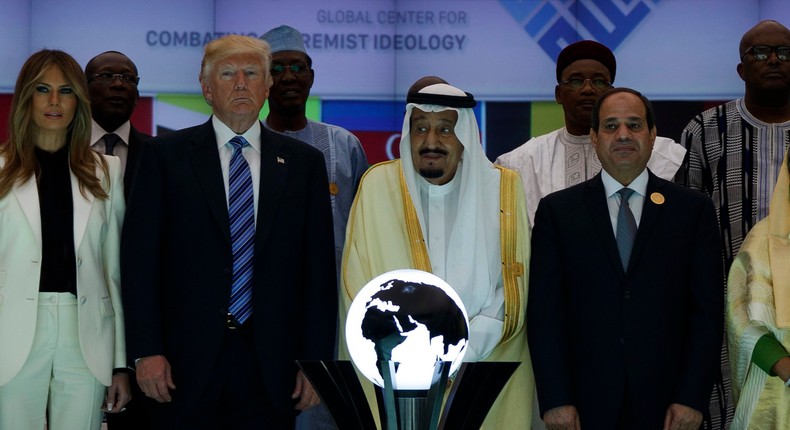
[
  {"xmin": 229, "ymin": 136, "xmax": 249, "ymax": 152},
  {"xmin": 103, "ymin": 133, "xmax": 121, "ymax": 156},
  {"xmin": 618, "ymin": 187, "xmax": 635, "ymax": 204}
]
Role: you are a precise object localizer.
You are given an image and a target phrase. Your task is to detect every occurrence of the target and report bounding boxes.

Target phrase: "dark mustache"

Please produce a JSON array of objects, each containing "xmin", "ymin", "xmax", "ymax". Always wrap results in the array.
[{"xmin": 419, "ymin": 148, "xmax": 448, "ymax": 156}]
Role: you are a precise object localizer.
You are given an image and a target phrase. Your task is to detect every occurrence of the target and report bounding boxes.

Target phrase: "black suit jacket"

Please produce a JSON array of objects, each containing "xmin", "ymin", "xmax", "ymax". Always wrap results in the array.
[
  {"xmin": 124, "ymin": 126, "xmax": 151, "ymax": 201},
  {"xmin": 121, "ymin": 119, "xmax": 337, "ymax": 415},
  {"xmin": 527, "ymin": 170, "xmax": 723, "ymax": 428}
]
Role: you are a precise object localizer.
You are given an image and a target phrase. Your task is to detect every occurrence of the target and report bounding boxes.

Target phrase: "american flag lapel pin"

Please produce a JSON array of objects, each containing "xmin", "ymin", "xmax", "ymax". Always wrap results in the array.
[{"xmin": 277, "ymin": 157, "xmax": 285, "ymax": 164}]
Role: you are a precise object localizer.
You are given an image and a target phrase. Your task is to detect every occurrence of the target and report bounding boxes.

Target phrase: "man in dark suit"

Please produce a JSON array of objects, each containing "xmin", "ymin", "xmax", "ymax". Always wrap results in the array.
[
  {"xmin": 528, "ymin": 88, "xmax": 723, "ymax": 430},
  {"xmin": 85, "ymin": 50, "xmax": 151, "ymax": 430},
  {"xmin": 85, "ymin": 51, "xmax": 150, "ymax": 201},
  {"xmin": 121, "ymin": 35, "xmax": 337, "ymax": 429}
]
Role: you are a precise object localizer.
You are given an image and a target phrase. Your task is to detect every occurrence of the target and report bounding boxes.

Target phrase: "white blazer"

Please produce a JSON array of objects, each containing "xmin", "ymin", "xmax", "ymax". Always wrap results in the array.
[{"xmin": 0, "ymin": 153, "xmax": 125, "ymax": 386}]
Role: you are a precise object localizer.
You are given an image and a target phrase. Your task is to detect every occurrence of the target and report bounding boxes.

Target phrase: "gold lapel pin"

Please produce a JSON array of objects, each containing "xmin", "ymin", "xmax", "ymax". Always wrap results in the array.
[{"xmin": 650, "ymin": 192, "xmax": 665, "ymax": 205}]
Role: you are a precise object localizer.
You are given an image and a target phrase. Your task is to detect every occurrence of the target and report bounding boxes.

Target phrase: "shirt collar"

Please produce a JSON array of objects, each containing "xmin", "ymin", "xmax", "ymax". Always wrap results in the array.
[
  {"xmin": 417, "ymin": 163, "xmax": 462, "ymax": 197},
  {"xmin": 601, "ymin": 168, "xmax": 649, "ymax": 198},
  {"xmin": 34, "ymin": 143, "xmax": 70, "ymax": 165},
  {"xmin": 560, "ymin": 127, "xmax": 593, "ymax": 145},
  {"xmin": 91, "ymin": 119, "xmax": 131, "ymax": 146},
  {"xmin": 212, "ymin": 116, "xmax": 262, "ymax": 153}
]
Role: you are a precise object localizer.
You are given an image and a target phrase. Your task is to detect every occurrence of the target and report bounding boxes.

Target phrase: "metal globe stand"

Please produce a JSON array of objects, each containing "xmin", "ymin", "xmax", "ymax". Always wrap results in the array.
[
  {"xmin": 376, "ymin": 360, "xmax": 451, "ymax": 430},
  {"xmin": 297, "ymin": 360, "xmax": 519, "ymax": 430}
]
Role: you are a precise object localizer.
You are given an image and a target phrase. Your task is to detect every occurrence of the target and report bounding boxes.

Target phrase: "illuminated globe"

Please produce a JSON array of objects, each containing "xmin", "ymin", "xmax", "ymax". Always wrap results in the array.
[{"xmin": 345, "ymin": 269, "xmax": 469, "ymax": 390}]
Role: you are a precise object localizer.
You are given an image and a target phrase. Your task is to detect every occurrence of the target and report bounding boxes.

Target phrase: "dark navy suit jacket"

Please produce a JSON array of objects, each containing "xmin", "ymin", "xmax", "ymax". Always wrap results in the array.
[
  {"xmin": 123, "ymin": 125, "xmax": 150, "ymax": 202},
  {"xmin": 528, "ymin": 170, "xmax": 723, "ymax": 428},
  {"xmin": 121, "ymin": 119, "xmax": 337, "ymax": 417}
]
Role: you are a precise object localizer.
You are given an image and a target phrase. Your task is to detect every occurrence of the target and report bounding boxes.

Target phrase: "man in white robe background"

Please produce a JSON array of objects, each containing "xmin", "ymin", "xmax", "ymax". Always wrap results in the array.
[{"xmin": 496, "ymin": 40, "xmax": 686, "ymax": 226}]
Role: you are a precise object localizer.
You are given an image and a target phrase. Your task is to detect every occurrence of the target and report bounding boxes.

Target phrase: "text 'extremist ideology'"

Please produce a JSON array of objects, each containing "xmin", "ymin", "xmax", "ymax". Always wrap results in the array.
[
  {"xmin": 311, "ymin": 8, "xmax": 469, "ymax": 52},
  {"xmin": 303, "ymin": 33, "xmax": 467, "ymax": 51},
  {"xmin": 144, "ymin": 9, "xmax": 470, "ymax": 50}
]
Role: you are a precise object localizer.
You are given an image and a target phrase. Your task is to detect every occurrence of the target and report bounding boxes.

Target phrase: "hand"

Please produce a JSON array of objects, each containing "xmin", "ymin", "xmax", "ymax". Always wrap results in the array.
[
  {"xmin": 543, "ymin": 405, "xmax": 581, "ymax": 430},
  {"xmin": 136, "ymin": 355, "xmax": 176, "ymax": 403},
  {"xmin": 663, "ymin": 403, "xmax": 702, "ymax": 430},
  {"xmin": 771, "ymin": 356, "xmax": 790, "ymax": 382},
  {"xmin": 103, "ymin": 372, "xmax": 132, "ymax": 413},
  {"xmin": 291, "ymin": 370, "xmax": 320, "ymax": 411}
]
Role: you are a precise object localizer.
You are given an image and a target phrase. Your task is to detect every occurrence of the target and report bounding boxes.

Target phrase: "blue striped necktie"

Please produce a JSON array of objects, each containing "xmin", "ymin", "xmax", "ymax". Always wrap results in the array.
[
  {"xmin": 616, "ymin": 188, "xmax": 637, "ymax": 271},
  {"xmin": 227, "ymin": 136, "xmax": 255, "ymax": 325}
]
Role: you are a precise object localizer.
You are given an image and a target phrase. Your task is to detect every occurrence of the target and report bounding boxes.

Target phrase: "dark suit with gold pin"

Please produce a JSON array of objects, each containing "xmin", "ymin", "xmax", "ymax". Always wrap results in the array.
[{"xmin": 528, "ymin": 169, "xmax": 723, "ymax": 428}]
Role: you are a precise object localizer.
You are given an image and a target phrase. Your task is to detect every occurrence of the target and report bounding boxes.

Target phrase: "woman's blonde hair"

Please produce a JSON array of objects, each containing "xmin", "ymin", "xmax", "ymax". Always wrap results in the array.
[{"xmin": 0, "ymin": 49, "xmax": 108, "ymax": 199}]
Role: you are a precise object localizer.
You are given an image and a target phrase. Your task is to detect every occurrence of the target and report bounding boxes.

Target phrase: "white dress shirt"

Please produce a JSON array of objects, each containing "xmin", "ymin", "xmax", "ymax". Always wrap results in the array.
[
  {"xmin": 601, "ymin": 168, "xmax": 649, "ymax": 234},
  {"xmin": 90, "ymin": 120, "xmax": 131, "ymax": 176},
  {"xmin": 211, "ymin": 116, "xmax": 262, "ymax": 222}
]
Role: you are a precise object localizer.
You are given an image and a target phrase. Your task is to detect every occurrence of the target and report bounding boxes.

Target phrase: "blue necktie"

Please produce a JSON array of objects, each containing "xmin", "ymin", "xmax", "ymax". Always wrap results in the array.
[
  {"xmin": 227, "ymin": 136, "xmax": 255, "ymax": 326},
  {"xmin": 616, "ymin": 188, "xmax": 637, "ymax": 271}
]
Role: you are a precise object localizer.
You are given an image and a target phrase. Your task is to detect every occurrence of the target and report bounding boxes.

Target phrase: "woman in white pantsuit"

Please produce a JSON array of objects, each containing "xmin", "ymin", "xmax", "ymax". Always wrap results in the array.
[{"xmin": 0, "ymin": 49, "xmax": 130, "ymax": 430}]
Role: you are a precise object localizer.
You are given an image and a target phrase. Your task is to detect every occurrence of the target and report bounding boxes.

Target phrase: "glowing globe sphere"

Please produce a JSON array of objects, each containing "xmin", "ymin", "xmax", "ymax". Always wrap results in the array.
[{"xmin": 345, "ymin": 269, "xmax": 469, "ymax": 390}]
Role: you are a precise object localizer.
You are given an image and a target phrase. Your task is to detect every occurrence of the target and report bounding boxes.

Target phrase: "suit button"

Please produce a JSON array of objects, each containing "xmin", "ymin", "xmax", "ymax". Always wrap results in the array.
[
  {"xmin": 623, "ymin": 291, "xmax": 631, "ymax": 299},
  {"xmin": 80, "ymin": 296, "xmax": 87, "ymax": 305},
  {"xmin": 77, "ymin": 259, "xmax": 83, "ymax": 267}
]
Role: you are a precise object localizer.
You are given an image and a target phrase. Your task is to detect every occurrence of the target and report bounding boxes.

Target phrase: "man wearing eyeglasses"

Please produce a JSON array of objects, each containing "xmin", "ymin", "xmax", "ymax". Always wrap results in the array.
[
  {"xmin": 259, "ymin": 24, "xmax": 368, "ymax": 430},
  {"xmin": 86, "ymin": 50, "xmax": 151, "ymax": 430},
  {"xmin": 496, "ymin": 40, "xmax": 686, "ymax": 227},
  {"xmin": 85, "ymin": 51, "xmax": 150, "ymax": 202},
  {"xmin": 260, "ymin": 25, "xmax": 368, "ymax": 275},
  {"xmin": 677, "ymin": 19, "xmax": 790, "ymax": 429}
]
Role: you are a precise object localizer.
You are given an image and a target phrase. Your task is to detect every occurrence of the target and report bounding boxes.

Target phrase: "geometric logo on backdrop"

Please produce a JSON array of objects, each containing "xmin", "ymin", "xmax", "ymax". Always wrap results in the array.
[{"xmin": 499, "ymin": 0, "xmax": 661, "ymax": 60}]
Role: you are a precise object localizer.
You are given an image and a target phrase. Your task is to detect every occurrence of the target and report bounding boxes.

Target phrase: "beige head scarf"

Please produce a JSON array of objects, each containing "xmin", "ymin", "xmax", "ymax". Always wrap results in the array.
[
  {"xmin": 769, "ymin": 150, "xmax": 790, "ymax": 327},
  {"xmin": 399, "ymin": 83, "xmax": 503, "ymax": 320}
]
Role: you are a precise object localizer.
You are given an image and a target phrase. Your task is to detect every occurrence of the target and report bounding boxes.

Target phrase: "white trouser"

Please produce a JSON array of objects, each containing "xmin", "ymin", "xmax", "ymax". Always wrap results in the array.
[{"xmin": 0, "ymin": 292, "xmax": 105, "ymax": 430}]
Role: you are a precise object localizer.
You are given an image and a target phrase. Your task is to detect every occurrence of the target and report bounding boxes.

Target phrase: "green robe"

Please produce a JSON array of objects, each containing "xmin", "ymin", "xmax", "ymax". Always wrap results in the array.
[{"xmin": 728, "ymin": 219, "xmax": 790, "ymax": 429}]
